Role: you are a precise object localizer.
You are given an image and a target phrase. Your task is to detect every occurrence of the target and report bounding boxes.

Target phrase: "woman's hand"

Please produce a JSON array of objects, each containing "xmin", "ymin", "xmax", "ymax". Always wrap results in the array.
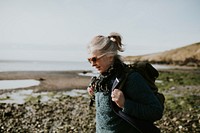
[
  {"xmin": 87, "ymin": 86, "xmax": 94, "ymax": 96},
  {"xmin": 111, "ymin": 89, "xmax": 125, "ymax": 108}
]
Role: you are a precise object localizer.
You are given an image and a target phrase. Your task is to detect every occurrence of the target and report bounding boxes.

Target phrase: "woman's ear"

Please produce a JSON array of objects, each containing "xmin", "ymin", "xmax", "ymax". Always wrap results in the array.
[{"xmin": 108, "ymin": 55, "xmax": 114, "ymax": 62}]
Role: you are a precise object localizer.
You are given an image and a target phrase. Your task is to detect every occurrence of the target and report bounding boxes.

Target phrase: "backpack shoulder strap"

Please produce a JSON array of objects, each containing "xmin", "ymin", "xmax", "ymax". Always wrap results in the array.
[{"xmin": 118, "ymin": 67, "xmax": 132, "ymax": 90}]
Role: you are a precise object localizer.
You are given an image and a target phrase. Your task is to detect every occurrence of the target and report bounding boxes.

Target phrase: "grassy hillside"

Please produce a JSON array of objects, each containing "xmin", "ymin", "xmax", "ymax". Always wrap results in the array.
[{"xmin": 124, "ymin": 42, "xmax": 200, "ymax": 66}]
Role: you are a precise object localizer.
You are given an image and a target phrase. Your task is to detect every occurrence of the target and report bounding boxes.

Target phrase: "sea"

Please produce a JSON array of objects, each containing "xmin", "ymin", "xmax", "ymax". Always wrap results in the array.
[{"xmin": 0, "ymin": 60, "xmax": 94, "ymax": 72}]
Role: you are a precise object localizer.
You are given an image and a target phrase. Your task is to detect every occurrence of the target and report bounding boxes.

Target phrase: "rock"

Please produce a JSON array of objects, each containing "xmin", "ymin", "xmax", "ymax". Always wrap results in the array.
[{"xmin": 0, "ymin": 93, "xmax": 199, "ymax": 132}]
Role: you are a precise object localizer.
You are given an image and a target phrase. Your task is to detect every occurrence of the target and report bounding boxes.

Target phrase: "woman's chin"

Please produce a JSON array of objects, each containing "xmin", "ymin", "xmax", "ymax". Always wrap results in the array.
[{"xmin": 98, "ymin": 69, "xmax": 104, "ymax": 73}]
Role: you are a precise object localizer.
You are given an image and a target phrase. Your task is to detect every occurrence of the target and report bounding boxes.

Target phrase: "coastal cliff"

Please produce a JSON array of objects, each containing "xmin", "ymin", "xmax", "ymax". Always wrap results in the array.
[{"xmin": 124, "ymin": 42, "xmax": 200, "ymax": 67}]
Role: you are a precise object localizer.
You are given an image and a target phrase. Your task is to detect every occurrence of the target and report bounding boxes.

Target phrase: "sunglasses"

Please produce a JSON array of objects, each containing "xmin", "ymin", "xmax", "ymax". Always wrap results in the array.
[{"xmin": 88, "ymin": 53, "xmax": 107, "ymax": 63}]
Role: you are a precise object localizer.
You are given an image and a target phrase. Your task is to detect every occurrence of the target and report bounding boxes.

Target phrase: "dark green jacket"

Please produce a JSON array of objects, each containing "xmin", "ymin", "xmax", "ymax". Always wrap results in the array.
[{"xmin": 95, "ymin": 71, "xmax": 163, "ymax": 133}]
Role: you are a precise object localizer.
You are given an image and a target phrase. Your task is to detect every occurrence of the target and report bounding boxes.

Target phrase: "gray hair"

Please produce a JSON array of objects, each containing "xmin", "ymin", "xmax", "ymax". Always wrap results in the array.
[{"xmin": 87, "ymin": 32, "xmax": 124, "ymax": 59}]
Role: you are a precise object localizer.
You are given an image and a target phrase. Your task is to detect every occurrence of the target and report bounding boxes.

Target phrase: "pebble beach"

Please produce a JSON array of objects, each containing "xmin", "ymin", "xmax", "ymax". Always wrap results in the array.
[{"xmin": 0, "ymin": 69, "xmax": 199, "ymax": 133}]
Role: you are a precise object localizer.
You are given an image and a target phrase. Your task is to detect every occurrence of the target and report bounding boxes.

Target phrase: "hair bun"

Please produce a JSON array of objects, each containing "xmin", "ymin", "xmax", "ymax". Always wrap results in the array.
[{"xmin": 108, "ymin": 32, "xmax": 124, "ymax": 52}]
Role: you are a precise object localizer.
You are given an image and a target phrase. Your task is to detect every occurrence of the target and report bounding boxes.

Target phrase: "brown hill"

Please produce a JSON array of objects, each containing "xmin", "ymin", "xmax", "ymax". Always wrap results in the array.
[{"xmin": 124, "ymin": 42, "xmax": 200, "ymax": 66}]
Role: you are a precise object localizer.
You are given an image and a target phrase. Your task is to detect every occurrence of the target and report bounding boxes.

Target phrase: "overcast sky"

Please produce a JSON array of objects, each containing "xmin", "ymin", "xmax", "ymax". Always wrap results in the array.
[{"xmin": 0, "ymin": 0, "xmax": 199, "ymax": 61}]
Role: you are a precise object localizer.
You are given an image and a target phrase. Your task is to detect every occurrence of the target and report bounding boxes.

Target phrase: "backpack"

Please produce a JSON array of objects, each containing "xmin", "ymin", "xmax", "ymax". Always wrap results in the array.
[
  {"xmin": 111, "ymin": 61, "xmax": 165, "ymax": 133},
  {"xmin": 119, "ymin": 61, "xmax": 165, "ymax": 108}
]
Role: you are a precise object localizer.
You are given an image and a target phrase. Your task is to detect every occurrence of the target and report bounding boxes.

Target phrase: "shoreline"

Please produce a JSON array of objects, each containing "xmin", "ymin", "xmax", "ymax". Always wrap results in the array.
[{"xmin": 0, "ymin": 70, "xmax": 92, "ymax": 94}]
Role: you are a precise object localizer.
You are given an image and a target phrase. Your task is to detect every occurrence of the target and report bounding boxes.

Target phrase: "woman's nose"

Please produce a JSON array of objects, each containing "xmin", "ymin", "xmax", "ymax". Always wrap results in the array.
[{"xmin": 91, "ymin": 61, "xmax": 96, "ymax": 67}]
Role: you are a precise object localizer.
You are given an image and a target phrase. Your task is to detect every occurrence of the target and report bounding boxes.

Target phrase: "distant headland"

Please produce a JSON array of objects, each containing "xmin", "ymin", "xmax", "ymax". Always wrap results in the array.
[{"xmin": 124, "ymin": 42, "xmax": 200, "ymax": 67}]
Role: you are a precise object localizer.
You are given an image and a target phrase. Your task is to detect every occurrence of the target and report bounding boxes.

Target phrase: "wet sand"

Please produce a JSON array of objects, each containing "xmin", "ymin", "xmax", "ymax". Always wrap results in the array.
[{"xmin": 0, "ymin": 71, "xmax": 92, "ymax": 94}]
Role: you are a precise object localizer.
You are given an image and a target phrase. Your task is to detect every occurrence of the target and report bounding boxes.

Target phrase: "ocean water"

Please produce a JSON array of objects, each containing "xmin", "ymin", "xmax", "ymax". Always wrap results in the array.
[
  {"xmin": 0, "ymin": 60, "xmax": 94, "ymax": 72},
  {"xmin": 0, "ymin": 44, "xmax": 172, "ymax": 72}
]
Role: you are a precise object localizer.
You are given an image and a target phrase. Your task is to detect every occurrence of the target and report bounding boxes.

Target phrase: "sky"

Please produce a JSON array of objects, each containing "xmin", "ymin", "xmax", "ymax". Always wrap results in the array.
[{"xmin": 0, "ymin": 0, "xmax": 200, "ymax": 62}]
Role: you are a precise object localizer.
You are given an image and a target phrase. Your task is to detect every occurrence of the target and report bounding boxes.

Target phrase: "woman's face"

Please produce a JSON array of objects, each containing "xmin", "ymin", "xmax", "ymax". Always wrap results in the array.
[{"xmin": 88, "ymin": 52, "xmax": 114, "ymax": 73}]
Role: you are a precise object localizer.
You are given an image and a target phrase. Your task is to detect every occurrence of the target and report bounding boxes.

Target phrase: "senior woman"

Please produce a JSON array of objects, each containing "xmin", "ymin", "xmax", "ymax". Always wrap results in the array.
[{"xmin": 87, "ymin": 32, "xmax": 163, "ymax": 133}]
